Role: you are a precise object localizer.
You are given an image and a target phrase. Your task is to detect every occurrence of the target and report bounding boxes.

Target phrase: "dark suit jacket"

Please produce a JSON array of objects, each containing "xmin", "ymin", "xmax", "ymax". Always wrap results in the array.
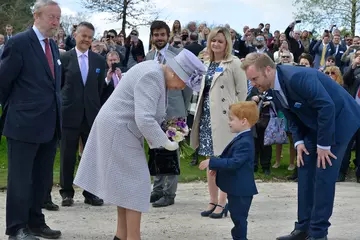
[
  {"xmin": 184, "ymin": 42, "xmax": 204, "ymax": 57},
  {"xmin": 274, "ymin": 65, "xmax": 360, "ymax": 146},
  {"xmin": 248, "ymin": 47, "xmax": 274, "ymax": 60},
  {"xmin": 0, "ymin": 28, "xmax": 62, "ymax": 143},
  {"xmin": 233, "ymin": 38, "xmax": 249, "ymax": 58},
  {"xmin": 209, "ymin": 131, "xmax": 258, "ymax": 197},
  {"xmin": 334, "ymin": 44, "xmax": 347, "ymax": 71},
  {"xmin": 60, "ymin": 49, "xmax": 106, "ymax": 129},
  {"xmin": 285, "ymin": 26, "xmax": 304, "ymax": 63},
  {"xmin": 343, "ymin": 66, "xmax": 360, "ymax": 98},
  {"xmin": 101, "ymin": 68, "xmax": 115, "ymax": 105}
]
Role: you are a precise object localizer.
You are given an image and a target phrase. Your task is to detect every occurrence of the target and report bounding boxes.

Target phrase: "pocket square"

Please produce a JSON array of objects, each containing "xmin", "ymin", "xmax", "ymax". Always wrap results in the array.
[
  {"xmin": 96, "ymin": 68, "xmax": 100, "ymax": 73},
  {"xmin": 57, "ymin": 59, "xmax": 61, "ymax": 65},
  {"xmin": 294, "ymin": 102, "xmax": 302, "ymax": 108}
]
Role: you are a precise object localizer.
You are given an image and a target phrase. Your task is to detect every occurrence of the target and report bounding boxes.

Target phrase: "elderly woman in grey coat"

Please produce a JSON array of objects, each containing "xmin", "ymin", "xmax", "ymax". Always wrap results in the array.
[{"xmin": 74, "ymin": 49, "xmax": 205, "ymax": 240}]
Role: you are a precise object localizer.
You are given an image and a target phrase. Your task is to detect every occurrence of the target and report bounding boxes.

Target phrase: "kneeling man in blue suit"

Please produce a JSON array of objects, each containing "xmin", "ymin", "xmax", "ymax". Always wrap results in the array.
[{"xmin": 241, "ymin": 53, "xmax": 360, "ymax": 240}]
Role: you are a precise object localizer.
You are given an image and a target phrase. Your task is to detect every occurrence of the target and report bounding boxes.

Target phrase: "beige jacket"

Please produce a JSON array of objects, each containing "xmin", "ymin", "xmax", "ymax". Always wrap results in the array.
[{"xmin": 190, "ymin": 56, "xmax": 248, "ymax": 156}]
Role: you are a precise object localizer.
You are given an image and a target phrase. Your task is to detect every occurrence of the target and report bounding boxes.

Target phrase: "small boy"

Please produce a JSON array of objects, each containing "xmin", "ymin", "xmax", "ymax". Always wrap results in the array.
[{"xmin": 199, "ymin": 101, "xmax": 259, "ymax": 240}]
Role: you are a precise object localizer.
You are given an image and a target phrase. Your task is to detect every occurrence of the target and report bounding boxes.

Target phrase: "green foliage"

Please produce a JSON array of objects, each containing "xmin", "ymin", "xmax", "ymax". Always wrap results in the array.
[
  {"xmin": 0, "ymin": 0, "xmax": 35, "ymax": 34},
  {"xmin": 293, "ymin": 0, "xmax": 359, "ymax": 35}
]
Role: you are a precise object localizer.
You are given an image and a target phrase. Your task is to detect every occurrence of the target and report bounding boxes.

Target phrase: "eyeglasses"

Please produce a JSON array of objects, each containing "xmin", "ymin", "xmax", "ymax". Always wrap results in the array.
[
  {"xmin": 256, "ymin": 38, "xmax": 264, "ymax": 41},
  {"xmin": 107, "ymin": 35, "xmax": 115, "ymax": 39},
  {"xmin": 281, "ymin": 56, "xmax": 290, "ymax": 58},
  {"xmin": 325, "ymin": 71, "xmax": 336, "ymax": 75},
  {"xmin": 346, "ymin": 39, "xmax": 353, "ymax": 41}
]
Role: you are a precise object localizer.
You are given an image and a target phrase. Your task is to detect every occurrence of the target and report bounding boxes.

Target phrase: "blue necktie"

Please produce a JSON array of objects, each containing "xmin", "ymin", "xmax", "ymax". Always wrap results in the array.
[
  {"xmin": 247, "ymin": 80, "xmax": 253, "ymax": 95},
  {"xmin": 80, "ymin": 54, "xmax": 88, "ymax": 85}
]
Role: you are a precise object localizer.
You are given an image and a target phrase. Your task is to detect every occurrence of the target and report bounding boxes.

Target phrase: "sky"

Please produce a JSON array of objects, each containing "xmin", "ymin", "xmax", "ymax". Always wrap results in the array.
[{"xmin": 57, "ymin": 0, "xmax": 300, "ymax": 52}]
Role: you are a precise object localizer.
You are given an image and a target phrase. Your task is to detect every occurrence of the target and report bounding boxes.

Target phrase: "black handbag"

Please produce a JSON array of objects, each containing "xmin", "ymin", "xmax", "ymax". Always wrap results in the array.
[{"xmin": 148, "ymin": 148, "xmax": 180, "ymax": 176}]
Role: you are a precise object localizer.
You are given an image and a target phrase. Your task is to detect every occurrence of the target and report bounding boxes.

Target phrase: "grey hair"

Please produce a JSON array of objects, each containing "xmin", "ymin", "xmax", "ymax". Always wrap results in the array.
[{"xmin": 32, "ymin": 0, "xmax": 59, "ymax": 14}]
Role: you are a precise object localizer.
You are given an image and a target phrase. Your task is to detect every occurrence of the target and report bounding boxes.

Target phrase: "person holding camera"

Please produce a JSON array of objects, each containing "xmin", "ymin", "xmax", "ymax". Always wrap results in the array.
[
  {"xmin": 101, "ymin": 51, "xmax": 123, "ymax": 105},
  {"xmin": 124, "ymin": 29, "xmax": 145, "ymax": 71}
]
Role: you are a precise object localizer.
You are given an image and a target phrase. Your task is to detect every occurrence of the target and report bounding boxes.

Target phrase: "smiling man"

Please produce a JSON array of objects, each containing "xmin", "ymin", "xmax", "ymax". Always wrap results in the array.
[
  {"xmin": 145, "ymin": 20, "xmax": 193, "ymax": 208},
  {"xmin": 241, "ymin": 53, "xmax": 360, "ymax": 240},
  {"xmin": 59, "ymin": 21, "xmax": 106, "ymax": 208}
]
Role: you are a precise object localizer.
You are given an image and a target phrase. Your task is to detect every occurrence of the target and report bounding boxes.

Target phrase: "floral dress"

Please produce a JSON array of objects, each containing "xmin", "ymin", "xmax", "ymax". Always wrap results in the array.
[{"xmin": 198, "ymin": 62, "xmax": 220, "ymax": 156}]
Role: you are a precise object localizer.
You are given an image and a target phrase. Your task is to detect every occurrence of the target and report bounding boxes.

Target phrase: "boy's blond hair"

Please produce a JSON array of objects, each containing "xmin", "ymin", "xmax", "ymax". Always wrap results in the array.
[{"xmin": 229, "ymin": 101, "xmax": 259, "ymax": 127}]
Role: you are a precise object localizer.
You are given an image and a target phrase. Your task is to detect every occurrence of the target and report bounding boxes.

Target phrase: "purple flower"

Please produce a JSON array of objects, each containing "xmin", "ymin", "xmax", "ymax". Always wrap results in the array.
[
  {"xmin": 176, "ymin": 121, "xmax": 186, "ymax": 128},
  {"xmin": 166, "ymin": 130, "xmax": 176, "ymax": 138}
]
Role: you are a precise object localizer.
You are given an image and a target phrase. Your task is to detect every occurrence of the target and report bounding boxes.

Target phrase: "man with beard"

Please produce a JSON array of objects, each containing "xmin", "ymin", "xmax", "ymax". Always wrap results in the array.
[
  {"xmin": 248, "ymin": 33, "xmax": 273, "ymax": 60},
  {"xmin": 145, "ymin": 20, "xmax": 193, "ymax": 207}
]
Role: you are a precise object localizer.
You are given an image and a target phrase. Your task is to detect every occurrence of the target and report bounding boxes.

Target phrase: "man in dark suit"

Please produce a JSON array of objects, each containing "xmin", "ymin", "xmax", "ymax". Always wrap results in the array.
[
  {"xmin": 184, "ymin": 32, "xmax": 204, "ymax": 57},
  {"xmin": 4, "ymin": 24, "xmax": 14, "ymax": 45},
  {"xmin": 285, "ymin": 21, "xmax": 305, "ymax": 63},
  {"xmin": 59, "ymin": 21, "xmax": 106, "ymax": 207},
  {"xmin": 0, "ymin": 1, "xmax": 62, "ymax": 239},
  {"xmin": 242, "ymin": 53, "xmax": 360, "ymax": 240},
  {"xmin": 230, "ymin": 28, "xmax": 248, "ymax": 59},
  {"xmin": 332, "ymin": 34, "xmax": 347, "ymax": 72}
]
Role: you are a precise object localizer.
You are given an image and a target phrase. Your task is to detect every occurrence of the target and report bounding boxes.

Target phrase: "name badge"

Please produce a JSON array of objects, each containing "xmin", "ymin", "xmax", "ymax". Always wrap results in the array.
[
  {"xmin": 96, "ymin": 68, "xmax": 100, "ymax": 73},
  {"xmin": 215, "ymin": 67, "xmax": 223, "ymax": 72}
]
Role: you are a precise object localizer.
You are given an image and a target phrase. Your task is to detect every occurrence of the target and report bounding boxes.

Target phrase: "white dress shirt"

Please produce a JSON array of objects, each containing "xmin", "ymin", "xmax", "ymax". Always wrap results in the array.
[
  {"xmin": 235, "ymin": 129, "xmax": 251, "ymax": 138},
  {"xmin": 273, "ymin": 70, "xmax": 330, "ymax": 150},
  {"xmin": 32, "ymin": 25, "xmax": 47, "ymax": 53},
  {"xmin": 75, "ymin": 47, "xmax": 89, "ymax": 71},
  {"xmin": 153, "ymin": 43, "xmax": 169, "ymax": 64}
]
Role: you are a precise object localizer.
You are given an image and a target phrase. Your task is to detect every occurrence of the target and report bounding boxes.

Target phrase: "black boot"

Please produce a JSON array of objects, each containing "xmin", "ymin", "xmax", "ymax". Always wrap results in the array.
[{"xmin": 287, "ymin": 167, "xmax": 298, "ymax": 182}]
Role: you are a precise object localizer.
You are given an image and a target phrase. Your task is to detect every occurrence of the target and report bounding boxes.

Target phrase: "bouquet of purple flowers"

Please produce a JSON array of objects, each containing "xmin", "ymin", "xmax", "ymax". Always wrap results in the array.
[{"xmin": 161, "ymin": 117, "xmax": 195, "ymax": 159}]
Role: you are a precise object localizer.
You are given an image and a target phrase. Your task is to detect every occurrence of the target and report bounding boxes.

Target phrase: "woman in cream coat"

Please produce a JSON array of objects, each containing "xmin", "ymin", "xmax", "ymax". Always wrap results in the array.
[{"xmin": 191, "ymin": 27, "xmax": 248, "ymax": 219}]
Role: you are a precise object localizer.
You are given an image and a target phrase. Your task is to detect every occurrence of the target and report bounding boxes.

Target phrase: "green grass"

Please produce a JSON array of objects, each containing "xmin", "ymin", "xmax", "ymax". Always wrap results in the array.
[{"xmin": 0, "ymin": 137, "xmax": 356, "ymax": 188}]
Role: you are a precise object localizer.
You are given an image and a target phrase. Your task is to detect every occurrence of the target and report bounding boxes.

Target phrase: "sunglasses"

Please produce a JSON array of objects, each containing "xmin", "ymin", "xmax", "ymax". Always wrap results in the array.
[
  {"xmin": 346, "ymin": 39, "xmax": 353, "ymax": 41},
  {"xmin": 256, "ymin": 38, "xmax": 264, "ymax": 41},
  {"xmin": 107, "ymin": 35, "xmax": 115, "ymax": 39},
  {"xmin": 325, "ymin": 71, "xmax": 336, "ymax": 75},
  {"xmin": 282, "ymin": 56, "xmax": 290, "ymax": 58}
]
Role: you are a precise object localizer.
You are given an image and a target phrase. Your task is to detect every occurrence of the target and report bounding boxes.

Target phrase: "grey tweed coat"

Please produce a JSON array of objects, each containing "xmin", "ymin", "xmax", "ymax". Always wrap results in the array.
[{"xmin": 74, "ymin": 60, "xmax": 169, "ymax": 212}]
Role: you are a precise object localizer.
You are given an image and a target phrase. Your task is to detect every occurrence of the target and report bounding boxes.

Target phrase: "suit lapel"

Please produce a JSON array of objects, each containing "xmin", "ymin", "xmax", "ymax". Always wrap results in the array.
[
  {"xmin": 70, "ymin": 49, "xmax": 84, "ymax": 87},
  {"xmin": 276, "ymin": 67, "xmax": 292, "ymax": 107},
  {"xmin": 85, "ymin": 51, "xmax": 94, "ymax": 87},
  {"xmin": 28, "ymin": 29, "xmax": 54, "ymax": 81},
  {"xmin": 221, "ymin": 132, "xmax": 244, "ymax": 155}
]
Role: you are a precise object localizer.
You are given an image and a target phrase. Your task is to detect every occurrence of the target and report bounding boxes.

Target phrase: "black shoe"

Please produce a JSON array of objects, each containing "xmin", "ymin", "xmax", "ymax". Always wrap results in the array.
[
  {"xmin": 276, "ymin": 230, "xmax": 308, "ymax": 240},
  {"xmin": 84, "ymin": 196, "xmax": 104, "ymax": 206},
  {"xmin": 113, "ymin": 236, "xmax": 120, "ymax": 240},
  {"xmin": 152, "ymin": 196, "xmax": 174, "ymax": 208},
  {"xmin": 209, "ymin": 203, "xmax": 228, "ymax": 219},
  {"xmin": 29, "ymin": 225, "xmax": 61, "ymax": 239},
  {"xmin": 287, "ymin": 168, "xmax": 298, "ymax": 182},
  {"xmin": 190, "ymin": 152, "xmax": 199, "ymax": 166},
  {"xmin": 8, "ymin": 228, "xmax": 39, "ymax": 240},
  {"xmin": 336, "ymin": 172, "xmax": 346, "ymax": 182},
  {"xmin": 150, "ymin": 192, "xmax": 163, "ymax": 203},
  {"xmin": 200, "ymin": 203, "xmax": 217, "ymax": 217},
  {"xmin": 42, "ymin": 201, "xmax": 59, "ymax": 211},
  {"xmin": 61, "ymin": 197, "xmax": 74, "ymax": 207},
  {"xmin": 263, "ymin": 169, "xmax": 271, "ymax": 176}
]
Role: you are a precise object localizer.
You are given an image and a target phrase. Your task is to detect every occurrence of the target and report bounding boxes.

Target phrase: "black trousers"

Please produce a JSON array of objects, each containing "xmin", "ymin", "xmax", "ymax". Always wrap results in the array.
[
  {"xmin": 228, "ymin": 195, "xmax": 253, "ymax": 240},
  {"xmin": 254, "ymin": 124, "xmax": 272, "ymax": 170},
  {"xmin": 59, "ymin": 118, "xmax": 93, "ymax": 199},
  {"xmin": 6, "ymin": 136, "xmax": 57, "ymax": 236},
  {"xmin": 340, "ymin": 128, "xmax": 360, "ymax": 177}
]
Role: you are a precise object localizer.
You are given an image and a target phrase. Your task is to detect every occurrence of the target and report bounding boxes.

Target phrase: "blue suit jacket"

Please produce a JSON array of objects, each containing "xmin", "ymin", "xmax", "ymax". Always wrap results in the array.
[
  {"xmin": 334, "ymin": 44, "xmax": 347, "ymax": 71},
  {"xmin": 209, "ymin": 131, "xmax": 258, "ymax": 197},
  {"xmin": 0, "ymin": 28, "xmax": 62, "ymax": 143},
  {"xmin": 312, "ymin": 41, "xmax": 336, "ymax": 69},
  {"xmin": 275, "ymin": 65, "xmax": 360, "ymax": 147}
]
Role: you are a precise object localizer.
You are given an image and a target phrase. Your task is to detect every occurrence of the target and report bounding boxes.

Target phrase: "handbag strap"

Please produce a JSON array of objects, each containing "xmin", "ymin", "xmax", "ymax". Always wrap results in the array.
[{"xmin": 269, "ymin": 101, "xmax": 278, "ymax": 118}]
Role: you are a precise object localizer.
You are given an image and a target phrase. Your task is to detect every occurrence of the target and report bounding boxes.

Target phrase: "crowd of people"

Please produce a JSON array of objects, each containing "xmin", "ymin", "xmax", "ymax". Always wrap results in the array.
[{"xmin": 1, "ymin": 0, "xmax": 360, "ymax": 240}]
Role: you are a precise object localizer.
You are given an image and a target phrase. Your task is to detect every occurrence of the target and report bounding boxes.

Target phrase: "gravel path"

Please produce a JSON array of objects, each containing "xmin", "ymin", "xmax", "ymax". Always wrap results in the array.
[{"xmin": 0, "ymin": 182, "xmax": 359, "ymax": 240}]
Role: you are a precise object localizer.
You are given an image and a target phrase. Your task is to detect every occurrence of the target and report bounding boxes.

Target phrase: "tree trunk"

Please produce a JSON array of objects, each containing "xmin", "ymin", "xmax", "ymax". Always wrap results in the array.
[
  {"xmin": 351, "ymin": 0, "xmax": 356, "ymax": 36},
  {"xmin": 121, "ymin": 0, "xmax": 128, "ymax": 36}
]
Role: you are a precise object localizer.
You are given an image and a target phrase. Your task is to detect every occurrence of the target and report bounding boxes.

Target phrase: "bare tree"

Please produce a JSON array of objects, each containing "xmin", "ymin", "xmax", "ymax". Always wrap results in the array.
[
  {"xmin": 60, "ymin": 12, "xmax": 89, "ymax": 36},
  {"xmin": 82, "ymin": 0, "xmax": 159, "ymax": 36},
  {"xmin": 293, "ymin": 0, "xmax": 360, "ymax": 36}
]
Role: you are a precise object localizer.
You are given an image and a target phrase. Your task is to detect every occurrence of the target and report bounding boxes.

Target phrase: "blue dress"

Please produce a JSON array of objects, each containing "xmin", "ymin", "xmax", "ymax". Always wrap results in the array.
[{"xmin": 198, "ymin": 62, "xmax": 220, "ymax": 156}]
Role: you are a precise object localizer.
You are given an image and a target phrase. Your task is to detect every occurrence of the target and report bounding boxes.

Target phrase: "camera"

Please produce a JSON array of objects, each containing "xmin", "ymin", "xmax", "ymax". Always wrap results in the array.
[{"xmin": 111, "ymin": 62, "xmax": 121, "ymax": 72}]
